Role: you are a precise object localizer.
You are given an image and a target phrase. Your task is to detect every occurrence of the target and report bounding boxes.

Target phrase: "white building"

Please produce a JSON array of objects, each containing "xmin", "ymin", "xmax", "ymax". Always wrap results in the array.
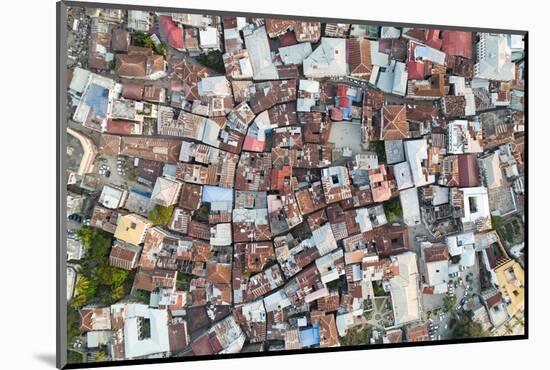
[
  {"xmin": 123, "ymin": 304, "xmax": 170, "ymax": 358},
  {"xmin": 447, "ymin": 120, "xmax": 483, "ymax": 154},
  {"xmin": 474, "ymin": 33, "xmax": 515, "ymax": 81},
  {"xmin": 279, "ymin": 43, "xmax": 313, "ymax": 65},
  {"xmin": 99, "ymin": 184, "xmax": 128, "ymax": 209},
  {"xmin": 446, "ymin": 232, "xmax": 475, "ymax": 257},
  {"xmin": 127, "ymin": 10, "xmax": 151, "ymax": 32},
  {"xmin": 389, "ymin": 252, "xmax": 421, "ymax": 326},
  {"xmin": 404, "ymin": 139, "xmax": 435, "ymax": 187},
  {"xmin": 244, "ymin": 26, "xmax": 278, "ymax": 80},
  {"xmin": 303, "ymin": 38, "xmax": 348, "ymax": 78},
  {"xmin": 460, "ymin": 187, "xmax": 492, "ymax": 231},
  {"xmin": 400, "ymin": 187, "xmax": 421, "ymax": 226}
]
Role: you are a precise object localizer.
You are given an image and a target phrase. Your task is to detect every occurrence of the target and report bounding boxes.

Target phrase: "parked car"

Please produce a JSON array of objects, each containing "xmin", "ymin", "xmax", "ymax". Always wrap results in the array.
[{"xmin": 68, "ymin": 214, "xmax": 82, "ymax": 223}]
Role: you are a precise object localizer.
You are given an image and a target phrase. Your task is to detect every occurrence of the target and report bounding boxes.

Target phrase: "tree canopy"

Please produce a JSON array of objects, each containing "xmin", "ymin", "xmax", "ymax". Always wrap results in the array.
[
  {"xmin": 70, "ymin": 227, "xmax": 132, "ymax": 308},
  {"xmin": 383, "ymin": 197, "xmax": 403, "ymax": 223},
  {"xmin": 443, "ymin": 294, "xmax": 457, "ymax": 314},
  {"xmin": 148, "ymin": 204, "xmax": 175, "ymax": 225},
  {"xmin": 450, "ymin": 315, "xmax": 488, "ymax": 339},
  {"xmin": 340, "ymin": 326, "xmax": 373, "ymax": 346}
]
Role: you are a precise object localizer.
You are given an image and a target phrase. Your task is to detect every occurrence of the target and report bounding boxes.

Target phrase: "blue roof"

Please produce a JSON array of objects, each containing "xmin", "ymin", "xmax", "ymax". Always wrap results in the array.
[
  {"xmin": 342, "ymin": 107, "xmax": 352, "ymax": 120},
  {"xmin": 131, "ymin": 188, "xmax": 151, "ymax": 198},
  {"xmin": 202, "ymin": 186, "xmax": 233, "ymax": 203},
  {"xmin": 85, "ymin": 83, "xmax": 109, "ymax": 118},
  {"xmin": 299, "ymin": 324, "xmax": 320, "ymax": 347},
  {"xmin": 163, "ymin": 164, "xmax": 177, "ymax": 178}
]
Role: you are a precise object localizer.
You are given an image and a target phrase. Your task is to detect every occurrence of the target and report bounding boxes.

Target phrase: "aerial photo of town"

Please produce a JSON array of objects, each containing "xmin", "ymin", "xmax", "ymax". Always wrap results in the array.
[{"xmin": 63, "ymin": 4, "xmax": 526, "ymax": 365}]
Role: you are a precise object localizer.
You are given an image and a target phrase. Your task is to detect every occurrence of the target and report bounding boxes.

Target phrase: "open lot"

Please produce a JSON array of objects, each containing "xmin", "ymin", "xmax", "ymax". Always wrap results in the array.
[{"xmin": 328, "ymin": 121, "xmax": 365, "ymax": 155}]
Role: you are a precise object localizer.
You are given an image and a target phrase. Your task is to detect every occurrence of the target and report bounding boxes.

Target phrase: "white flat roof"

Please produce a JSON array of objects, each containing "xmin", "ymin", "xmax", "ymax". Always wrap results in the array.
[
  {"xmin": 124, "ymin": 304, "xmax": 170, "ymax": 358},
  {"xmin": 400, "ymin": 187, "xmax": 421, "ymax": 226}
]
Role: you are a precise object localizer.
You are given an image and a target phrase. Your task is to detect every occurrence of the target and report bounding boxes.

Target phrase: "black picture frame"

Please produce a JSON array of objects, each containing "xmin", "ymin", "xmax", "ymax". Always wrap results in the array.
[{"xmin": 57, "ymin": 1, "xmax": 528, "ymax": 368}]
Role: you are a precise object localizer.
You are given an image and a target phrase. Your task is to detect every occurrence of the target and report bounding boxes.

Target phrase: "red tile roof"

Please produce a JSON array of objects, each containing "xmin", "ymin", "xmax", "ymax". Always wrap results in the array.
[
  {"xmin": 457, "ymin": 154, "xmax": 480, "ymax": 187},
  {"xmin": 406, "ymin": 61, "xmax": 425, "ymax": 81},
  {"xmin": 106, "ymin": 119, "xmax": 134, "ymax": 135},
  {"xmin": 159, "ymin": 15, "xmax": 183, "ymax": 50},
  {"xmin": 122, "ymin": 83, "xmax": 144, "ymax": 100},
  {"xmin": 279, "ymin": 31, "xmax": 297, "ymax": 47},
  {"xmin": 442, "ymin": 31, "xmax": 473, "ymax": 59}
]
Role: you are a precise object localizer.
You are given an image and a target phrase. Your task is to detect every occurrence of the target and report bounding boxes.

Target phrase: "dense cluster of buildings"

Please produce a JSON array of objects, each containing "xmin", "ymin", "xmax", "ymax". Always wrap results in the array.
[{"xmin": 65, "ymin": 6, "xmax": 526, "ymax": 364}]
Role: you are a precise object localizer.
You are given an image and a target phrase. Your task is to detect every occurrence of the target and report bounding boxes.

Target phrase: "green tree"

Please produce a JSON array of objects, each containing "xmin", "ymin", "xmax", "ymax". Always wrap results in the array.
[
  {"xmin": 71, "ymin": 226, "xmax": 131, "ymax": 308},
  {"xmin": 340, "ymin": 326, "xmax": 373, "ymax": 346},
  {"xmin": 67, "ymin": 306, "xmax": 81, "ymax": 344},
  {"xmin": 70, "ymin": 276, "xmax": 98, "ymax": 308},
  {"xmin": 143, "ymin": 36, "xmax": 155, "ymax": 49},
  {"xmin": 176, "ymin": 272, "xmax": 194, "ymax": 291},
  {"xmin": 491, "ymin": 215, "xmax": 502, "ymax": 230},
  {"xmin": 154, "ymin": 42, "xmax": 167, "ymax": 56},
  {"xmin": 96, "ymin": 265, "xmax": 130, "ymax": 287},
  {"xmin": 132, "ymin": 31, "xmax": 148, "ymax": 47},
  {"xmin": 148, "ymin": 204, "xmax": 175, "ymax": 225},
  {"xmin": 450, "ymin": 316, "xmax": 488, "ymax": 339},
  {"xmin": 383, "ymin": 197, "xmax": 402, "ymax": 223},
  {"xmin": 368, "ymin": 141, "xmax": 387, "ymax": 163},
  {"xmin": 197, "ymin": 51, "xmax": 225, "ymax": 73},
  {"xmin": 67, "ymin": 350, "xmax": 84, "ymax": 364},
  {"xmin": 450, "ymin": 255, "xmax": 461, "ymax": 264},
  {"xmin": 443, "ymin": 295, "xmax": 457, "ymax": 314},
  {"xmin": 77, "ymin": 226, "xmax": 112, "ymax": 260},
  {"xmin": 93, "ymin": 351, "xmax": 106, "ymax": 362}
]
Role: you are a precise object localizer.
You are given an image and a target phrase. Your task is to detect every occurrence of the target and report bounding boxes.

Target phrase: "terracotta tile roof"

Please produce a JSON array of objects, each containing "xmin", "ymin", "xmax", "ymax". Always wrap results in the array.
[
  {"xmin": 385, "ymin": 328, "xmax": 403, "ymax": 343},
  {"xmin": 106, "ymin": 119, "xmax": 134, "ymax": 135},
  {"xmin": 179, "ymin": 182, "xmax": 203, "ymax": 210},
  {"xmin": 116, "ymin": 54, "xmax": 147, "ymax": 78},
  {"xmin": 79, "ymin": 307, "xmax": 111, "ymax": 332},
  {"xmin": 407, "ymin": 324, "xmax": 430, "ymax": 342},
  {"xmin": 442, "ymin": 30, "xmax": 473, "ymax": 59},
  {"xmin": 381, "ymin": 105, "xmax": 408, "ymax": 140},
  {"xmin": 424, "ymin": 244, "xmax": 449, "ymax": 263},
  {"xmin": 168, "ymin": 321, "xmax": 189, "ymax": 353},
  {"xmin": 99, "ymin": 134, "xmax": 121, "ymax": 156},
  {"xmin": 347, "ymin": 38, "xmax": 373, "ymax": 79},
  {"xmin": 367, "ymin": 223, "xmax": 410, "ymax": 258},
  {"xmin": 265, "ymin": 19, "xmax": 294, "ymax": 37},
  {"xmin": 121, "ymin": 82, "xmax": 144, "ymax": 100},
  {"xmin": 206, "ymin": 262, "xmax": 232, "ymax": 284},
  {"xmin": 457, "ymin": 154, "xmax": 480, "ymax": 187},
  {"xmin": 111, "ymin": 29, "xmax": 130, "ymax": 52}
]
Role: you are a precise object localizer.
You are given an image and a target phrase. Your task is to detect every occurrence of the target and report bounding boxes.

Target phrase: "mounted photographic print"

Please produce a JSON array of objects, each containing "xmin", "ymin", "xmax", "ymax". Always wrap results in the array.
[{"xmin": 57, "ymin": 1, "xmax": 527, "ymax": 368}]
